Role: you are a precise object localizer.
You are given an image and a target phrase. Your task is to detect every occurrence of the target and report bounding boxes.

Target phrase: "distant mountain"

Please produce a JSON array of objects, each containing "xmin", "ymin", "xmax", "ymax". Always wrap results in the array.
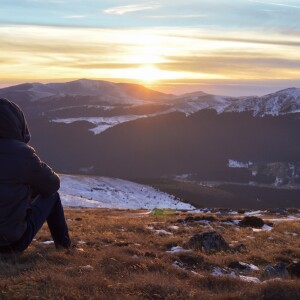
[
  {"xmin": 0, "ymin": 79, "xmax": 173, "ymax": 106},
  {"xmin": 1, "ymin": 79, "xmax": 299, "ymax": 118},
  {"xmin": 225, "ymin": 88, "xmax": 300, "ymax": 116},
  {"xmin": 169, "ymin": 87, "xmax": 300, "ymax": 116},
  {"xmin": 1, "ymin": 79, "xmax": 300, "ymax": 200}
]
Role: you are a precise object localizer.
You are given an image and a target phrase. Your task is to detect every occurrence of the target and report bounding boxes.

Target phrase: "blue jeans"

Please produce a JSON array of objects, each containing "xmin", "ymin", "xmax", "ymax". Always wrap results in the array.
[{"xmin": 0, "ymin": 192, "xmax": 71, "ymax": 253}]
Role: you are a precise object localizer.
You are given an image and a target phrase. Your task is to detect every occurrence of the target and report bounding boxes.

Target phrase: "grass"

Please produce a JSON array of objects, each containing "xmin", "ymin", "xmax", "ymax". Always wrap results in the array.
[{"xmin": 0, "ymin": 209, "xmax": 299, "ymax": 299}]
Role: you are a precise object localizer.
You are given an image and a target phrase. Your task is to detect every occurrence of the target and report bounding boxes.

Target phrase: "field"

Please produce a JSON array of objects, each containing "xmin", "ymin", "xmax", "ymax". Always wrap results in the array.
[{"xmin": 0, "ymin": 209, "xmax": 299, "ymax": 300}]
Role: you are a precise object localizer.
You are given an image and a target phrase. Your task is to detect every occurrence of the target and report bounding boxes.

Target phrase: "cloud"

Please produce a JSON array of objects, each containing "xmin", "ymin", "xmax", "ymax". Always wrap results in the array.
[
  {"xmin": 44, "ymin": 61, "xmax": 141, "ymax": 70},
  {"xmin": 249, "ymin": 0, "xmax": 300, "ymax": 9},
  {"xmin": 161, "ymin": 55, "xmax": 300, "ymax": 75},
  {"xmin": 28, "ymin": 0, "xmax": 65, "ymax": 3},
  {"xmin": 147, "ymin": 14, "xmax": 206, "ymax": 19},
  {"xmin": 0, "ymin": 25, "xmax": 299, "ymax": 82},
  {"xmin": 103, "ymin": 2, "xmax": 161, "ymax": 15},
  {"xmin": 201, "ymin": 36, "xmax": 300, "ymax": 47},
  {"xmin": 64, "ymin": 15, "xmax": 87, "ymax": 19}
]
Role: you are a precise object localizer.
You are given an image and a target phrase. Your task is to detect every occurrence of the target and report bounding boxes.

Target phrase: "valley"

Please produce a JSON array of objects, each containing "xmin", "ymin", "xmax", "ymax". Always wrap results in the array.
[{"xmin": 1, "ymin": 79, "xmax": 300, "ymax": 209}]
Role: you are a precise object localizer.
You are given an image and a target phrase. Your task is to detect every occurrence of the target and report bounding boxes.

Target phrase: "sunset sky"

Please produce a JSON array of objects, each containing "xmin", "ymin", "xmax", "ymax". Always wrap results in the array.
[{"xmin": 0, "ymin": 0, "xmax": 299, "ymax": 95}]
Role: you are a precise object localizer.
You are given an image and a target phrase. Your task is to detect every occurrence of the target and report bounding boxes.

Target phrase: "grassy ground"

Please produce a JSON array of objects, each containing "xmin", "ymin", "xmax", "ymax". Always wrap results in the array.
[{"xmin": 0, "ymin": 209, "xmax": 299, "ymax": 300}]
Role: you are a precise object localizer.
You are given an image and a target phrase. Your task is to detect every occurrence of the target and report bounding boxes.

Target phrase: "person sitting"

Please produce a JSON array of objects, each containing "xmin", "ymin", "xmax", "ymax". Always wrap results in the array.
[{"xmin": 0, "ymin": 98, "xmax": 71, "ymax": 253}]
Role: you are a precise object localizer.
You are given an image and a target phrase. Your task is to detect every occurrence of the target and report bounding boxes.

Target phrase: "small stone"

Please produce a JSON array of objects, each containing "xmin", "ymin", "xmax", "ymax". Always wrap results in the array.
[
  {"xmin": 262, "ymin": 262, "xmax": 289, "ymax": 279},
  {"xmin": 228, "ymin": 261, "xmax": 259, "ymax": 271},
  {"xmin": 228, "ymin": 261, "xmax": 250, "ymax": 270},
  {"xmin": 80, "ymin": 265, "xmax": 94, "ymax": 271}
]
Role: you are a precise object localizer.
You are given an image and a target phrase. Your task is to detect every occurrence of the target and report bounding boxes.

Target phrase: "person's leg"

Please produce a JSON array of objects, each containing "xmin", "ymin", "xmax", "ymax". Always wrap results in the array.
[
  {"xmin": 10, "ymin": 192, "xmax": 71, "ymax": 252},
  {"xmin": 45, "ymin": 193, "xmax": 71, "ymax": 249}
]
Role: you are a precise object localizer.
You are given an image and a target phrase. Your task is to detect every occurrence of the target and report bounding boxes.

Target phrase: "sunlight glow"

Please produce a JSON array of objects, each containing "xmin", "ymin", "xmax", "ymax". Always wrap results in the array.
[{"xmin": 0, "ymin": 25, "xmax": 299, "ymax": 84}]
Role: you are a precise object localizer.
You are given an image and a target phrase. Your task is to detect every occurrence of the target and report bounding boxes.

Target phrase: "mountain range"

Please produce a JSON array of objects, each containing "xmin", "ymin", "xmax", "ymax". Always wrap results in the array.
[
  {"xmin": 1, "ymin": 79, "xmax": 300, "ymax": 208},
  {"xmin": 1, "ymin": 79, "xmax": 300, "ymax": 113}
]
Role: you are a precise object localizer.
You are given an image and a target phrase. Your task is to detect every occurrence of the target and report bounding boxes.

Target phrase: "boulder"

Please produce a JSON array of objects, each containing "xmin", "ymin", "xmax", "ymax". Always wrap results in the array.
[
  {"xmin": 239, "ymin": 216, "xmax": 264, "ymax": 228},
  {"xmin": 188, "ymin": 231, "xmax": 230, "ymax": 254},
  {"xmin": 262, "ymin": 262, "xmax": 289, "ymax": 279}
]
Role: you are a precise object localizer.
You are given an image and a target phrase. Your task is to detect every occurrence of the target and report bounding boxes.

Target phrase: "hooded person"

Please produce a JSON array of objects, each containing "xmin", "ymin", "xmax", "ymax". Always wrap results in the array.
[{"xmin": 0, "ymin": 98, "xmax": 71, "ymax": 253}]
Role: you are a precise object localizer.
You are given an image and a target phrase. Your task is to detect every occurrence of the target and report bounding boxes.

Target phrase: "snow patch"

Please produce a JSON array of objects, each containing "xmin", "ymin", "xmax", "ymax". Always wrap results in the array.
[
  {"xmin": 253, "ymin": 224, "xmax": 273, "ymax": 232},
  {"xmin": 166, "ymin": 246, "xmax": 192, "ymax": 253},
  {"xmin": 59, "ymin": 174, "xmax": 195, "ymax": 210},
  {"xmin": 228, "ymin": 159, "xmax": 253, "ymax": 169}
]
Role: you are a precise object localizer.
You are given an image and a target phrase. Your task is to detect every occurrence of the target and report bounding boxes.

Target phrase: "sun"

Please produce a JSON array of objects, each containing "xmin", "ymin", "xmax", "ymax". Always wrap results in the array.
[
  {"xmin": 132, "ymin": 65, "xmax": 184, "ymax": 84},
  {"xmin": 110, "ymin": 64, "xmax": 184, "ymax": 84},
  {"xmin": 134, "ymin": 65, "xmax": 164, "ymax": 83}
]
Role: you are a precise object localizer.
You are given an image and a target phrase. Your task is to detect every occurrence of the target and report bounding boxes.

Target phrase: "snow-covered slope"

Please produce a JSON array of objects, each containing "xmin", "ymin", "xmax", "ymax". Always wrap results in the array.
[
  {"xmin": 225, "ymin": 88, "xmax": 300, "ymax": 116},
  {"xmin": 168, "ymin": 94, "xmax": 236, "ymax": 115},
  {"xmin": 59, "ymin": 174, "xmax": 195, "ymax": 210},
  {"xmin": 52, "ymin": 115, "xmax": 150, "ymax": 134},
  {"xmin": 168, "ymin": 88, "xmax": 300, "ymax": 116}
]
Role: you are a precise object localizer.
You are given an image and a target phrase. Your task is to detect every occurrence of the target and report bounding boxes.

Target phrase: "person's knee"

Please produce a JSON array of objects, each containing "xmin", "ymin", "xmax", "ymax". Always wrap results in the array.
[{"xmin": 45, "ymin": 191, "xmax": 60, "ymax": 200}]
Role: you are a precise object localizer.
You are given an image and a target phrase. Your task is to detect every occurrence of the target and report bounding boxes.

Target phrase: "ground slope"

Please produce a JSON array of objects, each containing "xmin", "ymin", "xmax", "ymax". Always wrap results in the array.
[{"xmin": 0, "ymin": 209, "xmax": 299, "ymax": 300}]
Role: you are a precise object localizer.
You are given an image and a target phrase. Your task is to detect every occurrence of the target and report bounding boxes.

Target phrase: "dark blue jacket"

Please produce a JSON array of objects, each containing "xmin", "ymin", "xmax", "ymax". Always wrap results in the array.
[{"xmin": 0, "ymin": 98, "xmax": 60, "ymax": 246}]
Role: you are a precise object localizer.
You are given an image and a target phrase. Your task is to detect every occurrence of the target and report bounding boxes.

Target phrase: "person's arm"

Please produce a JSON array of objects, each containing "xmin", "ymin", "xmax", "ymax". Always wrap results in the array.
[{"xmin": 25, "ymin": 146, "xmax": 60, "ymax": 197}]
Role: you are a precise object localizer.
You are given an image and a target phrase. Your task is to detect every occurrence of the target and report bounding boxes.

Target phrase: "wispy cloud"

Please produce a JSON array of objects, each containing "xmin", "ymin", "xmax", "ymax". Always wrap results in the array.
[
  {"xmin": 201, "ymin": 36, "xmax": 300, "ymax": 47},
  {"xmin": 64, "ymin": 15, "xmax": 87, "ymax": 19},
  {"xmin": 28, "ymin": 0, "xmax": 65, "ymax": 3},
  {"xmin": 103, "ymin": 2, "xmax": 161, "ymax": 15},
  {"xmin": 0, "ymin": 25, "xmax": 299, "ymax": 82},
  {"xmin": 249, "ymin": 0, "xmax": 300, "ymax": 9},
  {"xmin": 147, "ymin": 14, "xmax": 206, "ymax": 19}
]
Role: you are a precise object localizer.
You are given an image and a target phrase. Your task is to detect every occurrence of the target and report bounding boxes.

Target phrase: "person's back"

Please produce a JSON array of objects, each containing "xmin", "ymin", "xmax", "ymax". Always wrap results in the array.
[{"xmin": 0, "ymin": 98, "xmax": 71, "ymax": 253}]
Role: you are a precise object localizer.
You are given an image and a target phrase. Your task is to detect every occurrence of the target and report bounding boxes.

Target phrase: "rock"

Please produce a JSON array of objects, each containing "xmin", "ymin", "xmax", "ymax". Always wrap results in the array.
[
  {"xmin": 269, "ymin": 208, "xmax": 288, "ymax": 215},
  {"xmin": 262, "ymin": 262, "xmax": 289, "ymax": 279},
  {"xmin": 232, "ymin": 243, "xmax": 247, "ymax": 253},
  {"xmin": 188, "ymin": 231, "xmax": 230, "ymax": 254},
  {"xmin": 239, "ymin": 216, "xmax": 264, "ymax": 228},
  {"xmin": 175, "ymin": 253, "xmax": 205, "ymax": 270},
  {"xmin": 79, "ymin": 265, "xmax": 94, "ymax": 271},
  {"xmin": 228, "ymin": 261, "xmax": 259, "ymax": 271},
  {"xmin": 287, "ymin": 261, "xmax": 300, "ymax": 278},
  {"xmin": 228, "ymin": 261, "xmax": 250, "ymax": 271}
]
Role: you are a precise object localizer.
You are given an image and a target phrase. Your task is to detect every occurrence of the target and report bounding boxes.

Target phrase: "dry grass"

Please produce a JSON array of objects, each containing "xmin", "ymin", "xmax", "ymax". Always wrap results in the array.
[{"xmin": 0, "ymin": 209, "xmax": 299, "ymax": 300}]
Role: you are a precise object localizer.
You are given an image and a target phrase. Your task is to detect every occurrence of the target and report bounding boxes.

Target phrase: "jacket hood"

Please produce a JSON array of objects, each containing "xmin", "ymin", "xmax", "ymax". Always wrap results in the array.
[{"xmin": 0, "ymin": 98, "xmax": 31, "ymax": 143}]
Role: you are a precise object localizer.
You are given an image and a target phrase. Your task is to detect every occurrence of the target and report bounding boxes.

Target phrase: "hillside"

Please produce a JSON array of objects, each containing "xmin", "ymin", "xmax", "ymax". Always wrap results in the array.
[
  {"xmin": 136, "ymin": 178, "xmax": 300, "ymax": 209},
  {"xmin": 1, "ymin": 80, "xmax": 300, "ymax": 209},
  {"xmin": 1, "ymin": 209, "xmax": 299, "ymax": 299}
]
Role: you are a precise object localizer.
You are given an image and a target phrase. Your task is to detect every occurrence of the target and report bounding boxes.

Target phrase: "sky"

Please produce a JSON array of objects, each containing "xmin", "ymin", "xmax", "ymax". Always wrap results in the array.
[{"xmin": 0, "ymin": 0, "xmax": 299, "ymax": 96}]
